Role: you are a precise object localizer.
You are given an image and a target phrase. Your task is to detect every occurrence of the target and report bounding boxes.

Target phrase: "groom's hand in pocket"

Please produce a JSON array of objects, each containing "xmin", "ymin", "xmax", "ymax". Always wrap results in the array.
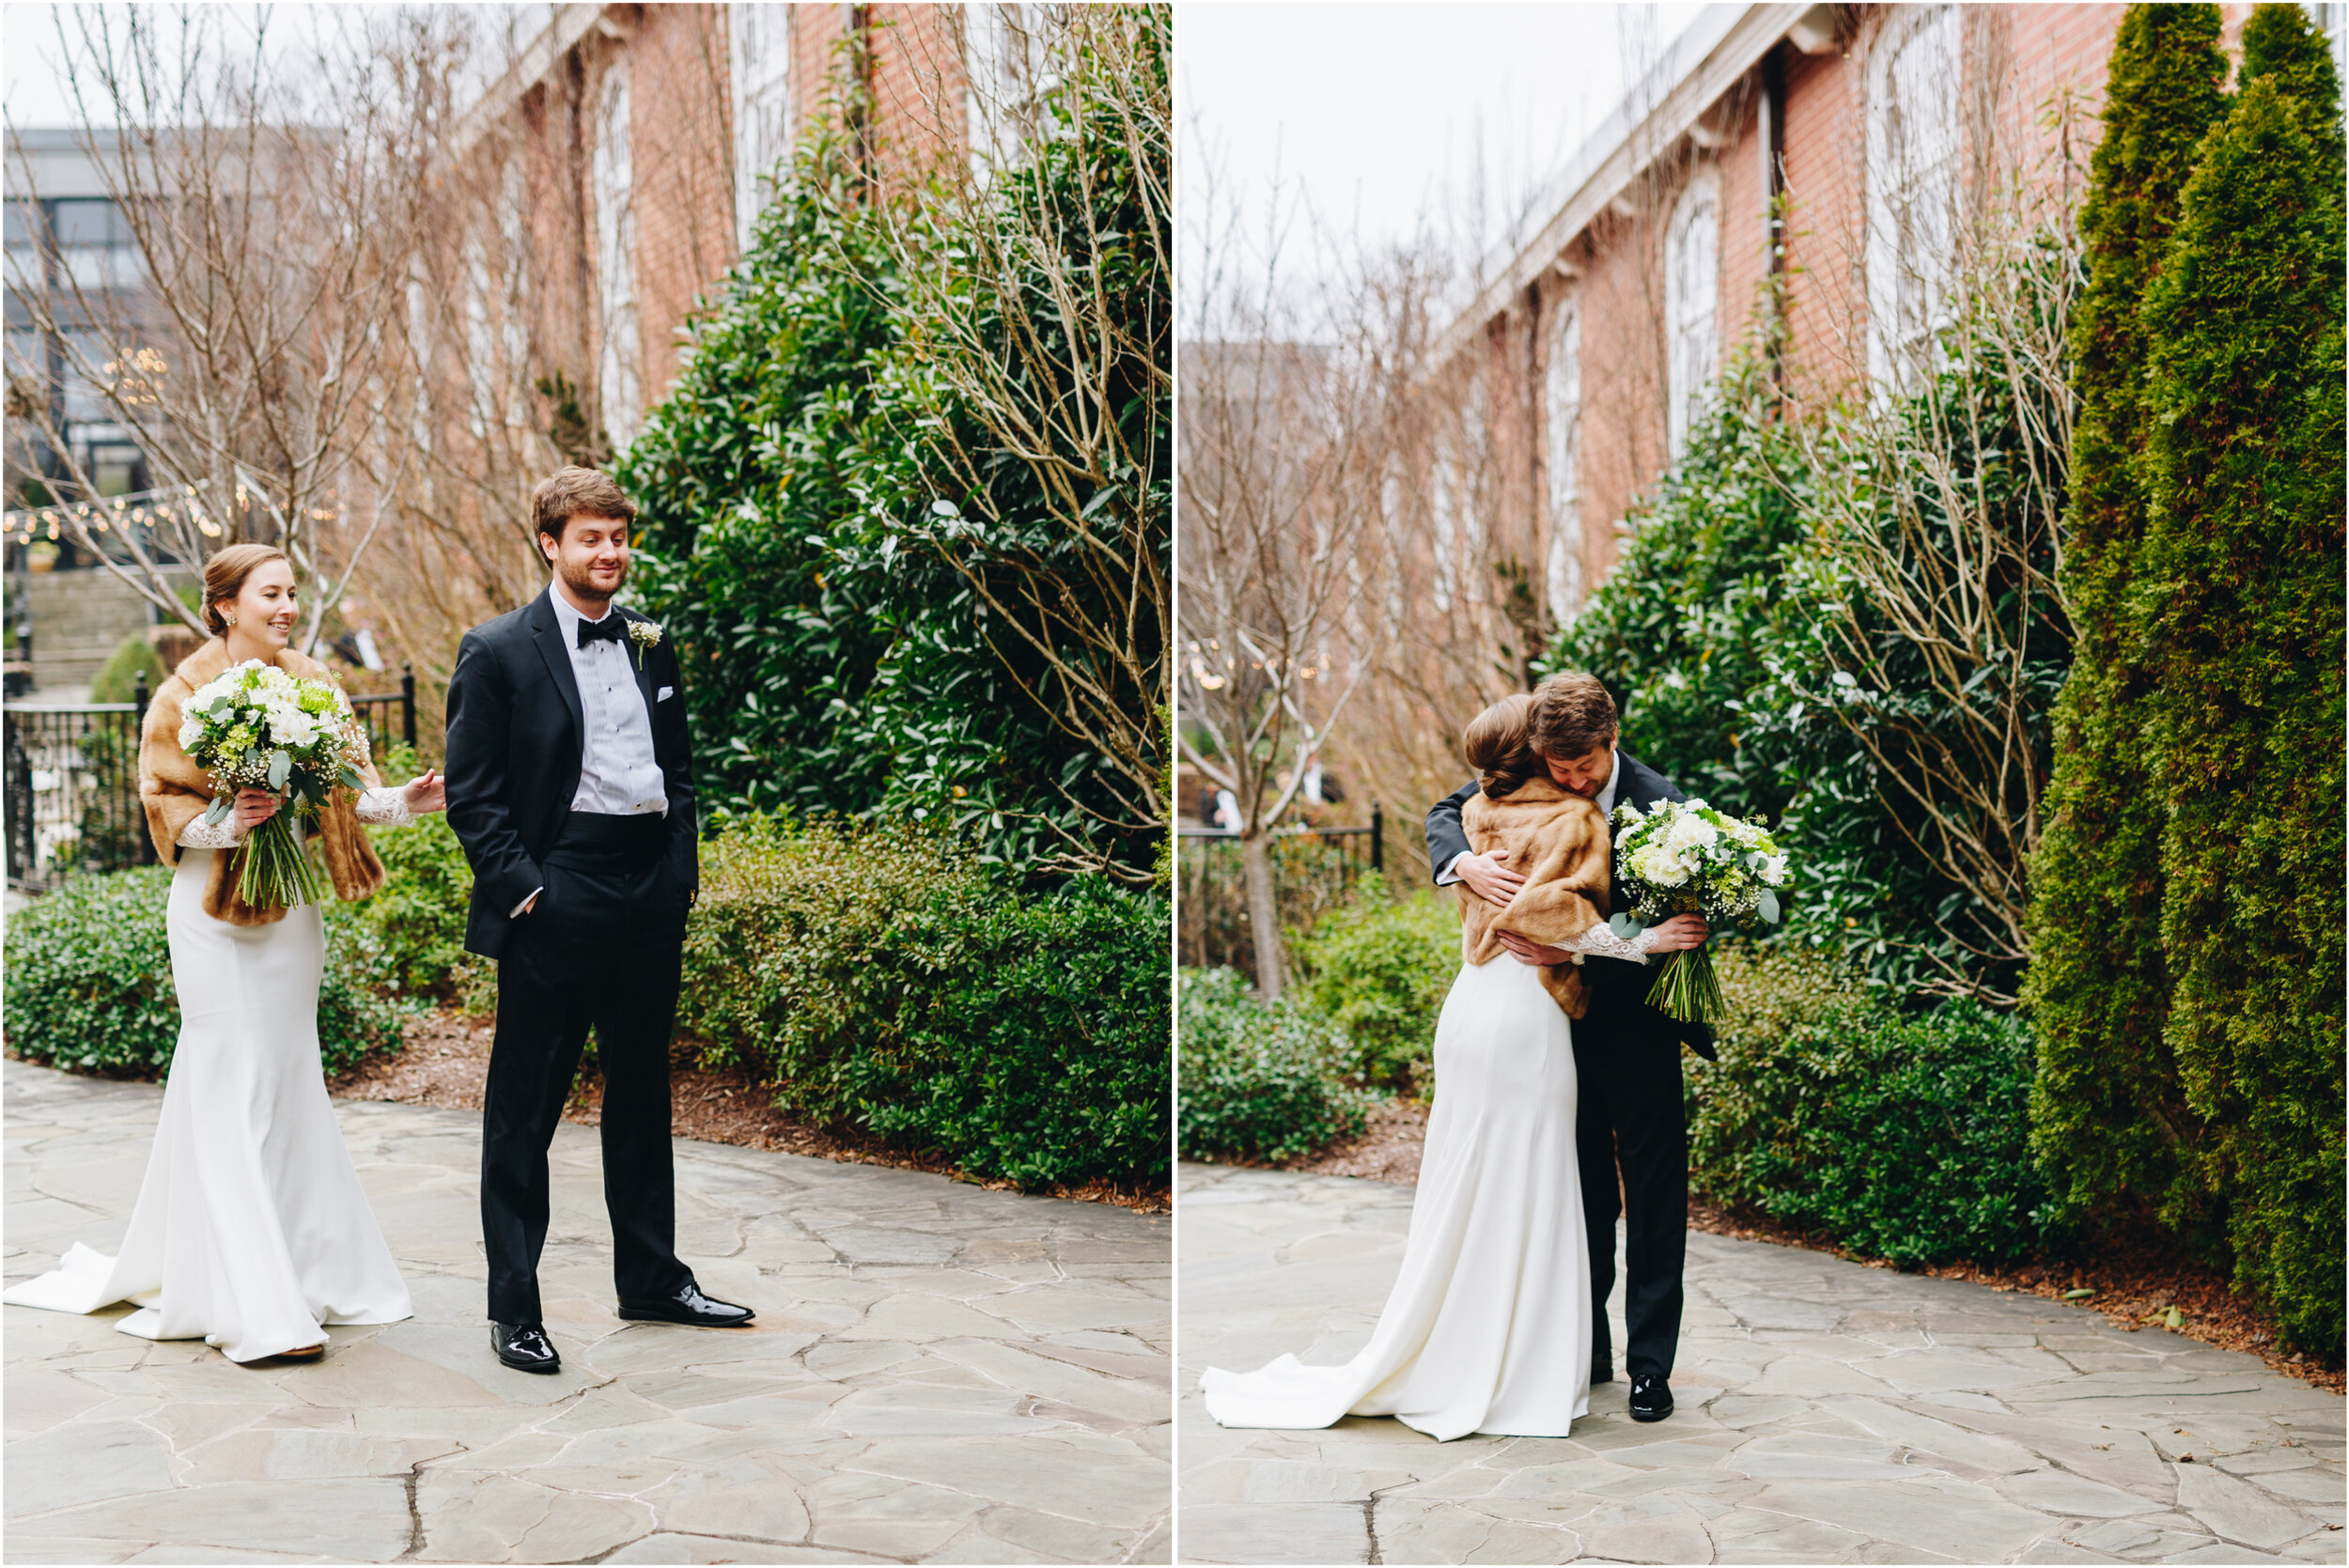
[{"xmin": 1455, "ymin": 849, "xmax": 1526, "ymax": 908}]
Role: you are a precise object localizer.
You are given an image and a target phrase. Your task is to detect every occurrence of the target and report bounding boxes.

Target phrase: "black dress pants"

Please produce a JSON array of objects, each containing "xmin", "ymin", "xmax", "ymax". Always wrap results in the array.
[
  {"xmin": 1573, "ymin": 983, "xmax": 1689, "ymax": 1383},
  {"xmin": 480, "ymin": 812, "xmax": 692, "ymax": 1325}
]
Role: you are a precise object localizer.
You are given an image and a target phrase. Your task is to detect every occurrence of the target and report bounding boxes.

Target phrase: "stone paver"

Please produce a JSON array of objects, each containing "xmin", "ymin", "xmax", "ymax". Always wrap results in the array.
[
  {"xmin": 1176, "ymin": 1163, "xmax": 2344, "ymax": 1566},
  {"xmin": 4, "ymin": 1060, "xmax": 1171, "ymax": 1563}
]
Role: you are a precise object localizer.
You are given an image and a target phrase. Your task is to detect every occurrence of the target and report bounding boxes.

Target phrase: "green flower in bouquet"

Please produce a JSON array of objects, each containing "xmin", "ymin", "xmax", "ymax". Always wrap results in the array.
[{"xmin": 1607, "ymin": 797, "xmax": 1789, "ymax": 1023}]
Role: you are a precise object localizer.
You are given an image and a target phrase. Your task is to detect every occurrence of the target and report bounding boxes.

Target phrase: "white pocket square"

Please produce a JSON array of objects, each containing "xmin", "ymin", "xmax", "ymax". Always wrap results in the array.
[{"xmin": 657, "ymin": 686, "xmax": 676, "ymax": 702}]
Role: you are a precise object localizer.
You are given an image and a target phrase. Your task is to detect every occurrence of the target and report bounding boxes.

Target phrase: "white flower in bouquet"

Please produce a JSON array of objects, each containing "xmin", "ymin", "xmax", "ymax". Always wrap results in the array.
[
  {"xmin": 1663, "ymin": 813, "xmax": 1718, "ymax": 856},
  {"xmin": 1630, "ymin": 842, "xmax": 1691, "ymax": 888}
]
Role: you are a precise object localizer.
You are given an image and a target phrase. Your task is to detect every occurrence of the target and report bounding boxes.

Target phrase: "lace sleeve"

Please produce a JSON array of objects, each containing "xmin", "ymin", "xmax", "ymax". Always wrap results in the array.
[
  {"xmin": 177, "ymin": 814, "xmax": 246, "ymax": 850},
  {"xmin": 1561, "ymin": 921, "xmax": 1661, "ymax": 963},
  {"xmin": 354, "ymin": 785, "xmax": 413, "ymax": 827}
]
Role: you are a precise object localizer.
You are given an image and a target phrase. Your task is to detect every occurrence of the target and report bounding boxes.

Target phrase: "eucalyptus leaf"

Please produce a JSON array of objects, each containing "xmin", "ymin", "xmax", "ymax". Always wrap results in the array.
[
  {"xmin": 267, "ymin": 750, "xmax": 291, "ymax": 791},
  {"xmin": 1758, "ymin": 888, "xmax": 1781, "ymax": 924}
]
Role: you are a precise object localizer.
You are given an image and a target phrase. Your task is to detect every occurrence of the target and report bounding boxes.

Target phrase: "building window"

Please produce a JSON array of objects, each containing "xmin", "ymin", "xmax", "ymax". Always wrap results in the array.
[
  {"xmin": 966, "ymin": 5, "xmax": 1054, "ymax": 165},
  {"xmin": 732, "ymin": 4, "xmax": 793, "ymax": 254},
  {"xmin": 1543, "ymin": 297, "xmax": 1583, "ymax": 624},
  {"xmin": 2309, "ymin": 3, "xmax": 2349, "ymax": 92},
  {"xmin": 593, "ymin": 57, "xmax": 641, "ymax": 451},
  {"xmin": 1664, "ymin": 170, "xmax": 1719, "ymax": 459},
  {"xmin": 50, "ymin": 198, "xmax": 140, "ymax": 292},
  {"xmin": 1866, "ymin": 4, "xmax": 1962, "ymax": 386}
]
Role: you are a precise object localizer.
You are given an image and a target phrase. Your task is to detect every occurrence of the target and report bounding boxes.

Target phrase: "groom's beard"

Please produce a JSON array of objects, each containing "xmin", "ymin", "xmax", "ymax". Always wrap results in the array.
[{"xmin": 556, "ymin": 555, "xmax": 629, "ymax": 610}]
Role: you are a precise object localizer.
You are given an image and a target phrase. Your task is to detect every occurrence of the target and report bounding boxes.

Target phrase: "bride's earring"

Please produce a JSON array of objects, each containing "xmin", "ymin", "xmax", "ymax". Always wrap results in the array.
[{"xmin": 224, "ymin": 613, "xmax": 237, "ymax": 628}]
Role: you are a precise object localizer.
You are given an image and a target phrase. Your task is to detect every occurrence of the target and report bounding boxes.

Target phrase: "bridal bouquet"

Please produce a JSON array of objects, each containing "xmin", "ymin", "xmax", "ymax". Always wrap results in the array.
[
  {"xmin": 1607, "ymin": 798, "xmax": 1789, "ymax": 1023},
  {"xmin": 179, "ymin": 660, "xmax": 369, "ymax": 909}
]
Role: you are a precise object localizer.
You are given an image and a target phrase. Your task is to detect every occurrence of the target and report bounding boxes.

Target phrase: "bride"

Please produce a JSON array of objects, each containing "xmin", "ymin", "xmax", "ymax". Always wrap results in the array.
[
  {"xmin": 4, "ymin": 544, "xmax": 443, "ymax": 1363},
  {"xmin": 1201, "ymin": 693, "xmax": 1707, "ymax": 1440}
]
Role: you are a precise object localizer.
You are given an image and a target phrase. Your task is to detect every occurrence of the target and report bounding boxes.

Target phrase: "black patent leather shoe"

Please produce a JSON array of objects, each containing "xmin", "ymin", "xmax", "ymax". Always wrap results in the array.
[
  {"xmin": 491, "ymin": 1321, "xmax": 560, "ymax": 1374},
  {"xmin": 1628, "ymin": 1374, "xmax": 1674, "ymax": 1421},
  {"xmin": 616, "ymin": 1281, "xmax": 754, "ymax": 1327},
  {"xmin": 1591, "ymin": 1357, "xmax": 1614, "ymax": 1385}
]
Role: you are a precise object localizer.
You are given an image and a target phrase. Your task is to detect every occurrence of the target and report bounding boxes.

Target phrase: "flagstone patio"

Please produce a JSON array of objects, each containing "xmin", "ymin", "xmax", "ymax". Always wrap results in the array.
[
  {"xmin": 1177, "ymin": 1163, "xmax": 2345, "ymax": 1566},
  {"xmin": 2, "ymin": 1059, "xmax": 1172, "ymax": 1564}
]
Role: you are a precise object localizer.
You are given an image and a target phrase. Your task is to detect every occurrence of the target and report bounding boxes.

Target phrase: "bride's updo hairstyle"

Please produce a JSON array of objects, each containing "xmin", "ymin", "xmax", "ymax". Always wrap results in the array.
[
  {"xmin": 1464, "ymin": 692, "xmax": 1541, "ymax": 800},
  {"xmin": 202, "ymin": 543, "xmax": 291, "ymax": 637}
]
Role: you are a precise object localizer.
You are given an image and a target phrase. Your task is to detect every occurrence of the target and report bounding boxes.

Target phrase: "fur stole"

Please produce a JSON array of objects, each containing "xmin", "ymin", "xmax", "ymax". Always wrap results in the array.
[{"xmin": 1458, "ymin": 776, "xmax": 1611, "ymax": 1018}]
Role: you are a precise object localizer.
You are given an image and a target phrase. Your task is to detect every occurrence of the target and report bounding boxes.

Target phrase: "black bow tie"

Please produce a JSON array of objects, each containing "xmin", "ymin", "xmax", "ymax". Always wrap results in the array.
[{"xmin": 577, "ymin": 614, "xmax": 627, "ymax": 648}]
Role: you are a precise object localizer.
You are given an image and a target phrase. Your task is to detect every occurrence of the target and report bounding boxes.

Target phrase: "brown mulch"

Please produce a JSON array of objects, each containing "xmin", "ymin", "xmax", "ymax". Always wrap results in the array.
[
  {"xmin": 1273, "ymin": 1098, "xmax": 2341, "ymax": 1394},
  {"xmin": 330, "ymin": 1008, "xmax": 1169, "ymax": 1214},
  {"xmin": 1280, "ymin": 1094, "xmax": 1430, "ymax": 1183}
]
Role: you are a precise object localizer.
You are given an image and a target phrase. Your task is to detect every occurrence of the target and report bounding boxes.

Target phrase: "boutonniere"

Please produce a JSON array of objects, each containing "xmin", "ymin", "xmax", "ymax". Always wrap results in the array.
[{"xmin": 627, "ymin": 618, "xmax": 662, "ymax": 671}]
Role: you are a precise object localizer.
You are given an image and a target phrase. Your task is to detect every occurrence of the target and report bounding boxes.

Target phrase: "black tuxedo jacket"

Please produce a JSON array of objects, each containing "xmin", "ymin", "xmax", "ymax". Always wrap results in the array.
[
  {"xmin": 1424, "ymin": 750, "xmax": 1716, "ymax": 1059},
  {"xmin": 443, "ymin": 590, "xmax": 699, "ymax": 958}
]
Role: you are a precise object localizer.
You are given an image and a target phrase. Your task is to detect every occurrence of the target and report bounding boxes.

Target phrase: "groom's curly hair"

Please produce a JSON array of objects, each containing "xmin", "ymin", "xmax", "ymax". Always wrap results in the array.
[
  {"xmin": 1531, "ymin": 672, "xmax": 1618, "ymax": 760},
  {"xmin": 1465, "ymin": 693, "xmax": 1541, "ymax": 799},
  {"xmin": 531, "ymin": 466, "xmax": 638, "ymax": 560}
]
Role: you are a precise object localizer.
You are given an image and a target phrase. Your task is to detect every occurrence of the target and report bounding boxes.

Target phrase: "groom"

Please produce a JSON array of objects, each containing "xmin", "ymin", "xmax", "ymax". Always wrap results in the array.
[
  {"xmin": 1424, "ymin": 671, "xmax": 1712, "ymax": 1423},
  {"xmin": 444, "ymin": 465, "xmax": 753, "ymax": 1374}
]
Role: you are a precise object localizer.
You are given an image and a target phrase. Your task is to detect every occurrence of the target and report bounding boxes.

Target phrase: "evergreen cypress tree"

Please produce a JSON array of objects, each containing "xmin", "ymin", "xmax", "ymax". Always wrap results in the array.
[
  {"xmin": 2023, "ymin": 6, "xmax": 2229, "ymax": 1234},
  {"xmin": 2138, "ymin": 3, "xmax": 2346, "ymax": 1354}
]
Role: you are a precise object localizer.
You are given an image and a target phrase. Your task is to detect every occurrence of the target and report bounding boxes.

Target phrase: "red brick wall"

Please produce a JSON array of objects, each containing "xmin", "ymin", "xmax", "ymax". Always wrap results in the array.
[
  {"xmin": 469, "ymin": 3, "xmax": 983, "ymax": 433},
  {"xmin": 626, "ymin": 4, "xmax": 735, "ymax": 403},
  {"xmin": 786, "ymin": 5, "xmax": 972, "ymax": 189},
  {"xmin": 1475, "ymin": 3, "xmax": 2186, "ymax": 617},
  {"xmin": 1776, "ymin": 32, "xmax": 1870, "ymax": 402}
]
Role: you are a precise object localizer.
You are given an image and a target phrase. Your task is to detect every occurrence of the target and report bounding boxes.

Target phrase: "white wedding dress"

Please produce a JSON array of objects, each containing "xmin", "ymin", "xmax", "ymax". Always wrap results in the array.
[
  {"xmin": 1202, "ymin": 924, "xmax": 1662, "ymax": 1441},
  {"xmin": 4, "ymin": 791, "xmax": 418, "ymax": 1361}
]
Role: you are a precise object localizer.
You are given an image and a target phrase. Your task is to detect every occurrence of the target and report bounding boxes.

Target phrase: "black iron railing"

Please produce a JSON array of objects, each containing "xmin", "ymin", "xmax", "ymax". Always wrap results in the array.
[
  {"xmin": 350, "ymin": 664, "xmax": 421, "ymax": 766},
  {"xmin": 1177, "ymin": 805, "xmax": 1384, "ymax": 979},
  {"xmin": 5, "ymin": 695, "xmax": 152, "ymax": 891},
  {"xmin": 4, "ymin": 664, "xmax": 418, "ymax": 892}
]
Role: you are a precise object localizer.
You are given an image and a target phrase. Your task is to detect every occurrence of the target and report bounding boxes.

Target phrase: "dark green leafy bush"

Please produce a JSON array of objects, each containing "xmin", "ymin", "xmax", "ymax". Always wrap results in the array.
[
  {"xmin": 1289, "ymin": 879, "xmax": 1458, "ymax": 1090},
  {"xmin": 618, "ymin": 20, "xmax": 1169, "ymax": 885},
  {"xmin": 3, "ymin": 867, "xmax": 410, "ymax": 1077},
  {"xmin": 1688, "ymin": 944, "xmax": 2056, "ymax": 1268},
  {"xmin": 90, "ymin": 632, "xmax": 167, "ymax": 705},
  {"xmin": 677, "ymin": 815, "xmax": 1169, "ymax": 1188},
  {"xmin": 1178, "ymin": 967, "xmax": 1379, "ymax": 1165}
]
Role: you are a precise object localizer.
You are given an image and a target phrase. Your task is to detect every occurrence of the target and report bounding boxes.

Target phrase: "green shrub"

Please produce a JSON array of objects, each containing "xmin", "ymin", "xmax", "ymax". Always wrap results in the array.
[
  {"xmin": 90, "ymin": 632, "xmax": 167, "ymax": 705},
  {"xmin": 1290, "ymin": 878, "xmax": 1458, "ymax": 1090},
  {"xmin": 1178, "ymin": 967, "xmax": 1378, "ymax": 1165},
  {"xmin": 1689, "ymin": 943, "xmax": 2056, "ymax": 1268},
  {"xmin": 358, "ymin": 810, "xmax": 492, "ymax": 1009},
  {"xmin": 3, "ymin": 867, "xmax": 410, "ymax": 1078},
  {"xmin": 1541, "ymin": 342, "xmax": 2058, "ymax": 1000},
  {"xmin": 677, "ymin": 815, "xmax": 1170, "ymax": 1188},
  {"xmin": 617, "ymin": 20, "xmax": 1169, "ymax": 885},
  {"xmin": 2025, "ymin": 0, "xmax": 2230, "ymax": 1260},
  {"xmin": 2134, "ymin": 12, "xmax": 2346, "ymax": 1355}
]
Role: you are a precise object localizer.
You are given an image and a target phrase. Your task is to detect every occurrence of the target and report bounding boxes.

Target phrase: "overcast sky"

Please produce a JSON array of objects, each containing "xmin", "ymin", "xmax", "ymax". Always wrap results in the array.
[
  {"xmin": 1179, "ymin": 2, "xmax": 1706, "ymax": 316},
  {"xmin": 4, "ymin": 4, "xmax": 524, "ymax": 130}
]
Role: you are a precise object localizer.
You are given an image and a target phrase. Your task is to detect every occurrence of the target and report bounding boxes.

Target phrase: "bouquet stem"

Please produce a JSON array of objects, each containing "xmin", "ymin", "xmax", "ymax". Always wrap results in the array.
[
  {"xmin": 235, "ymin": 811, "xmax": 329, "ymax": 910},
  {"xmin": 1646, "ymin": 945, "xmax": 1725, "ymax": 1024}
]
